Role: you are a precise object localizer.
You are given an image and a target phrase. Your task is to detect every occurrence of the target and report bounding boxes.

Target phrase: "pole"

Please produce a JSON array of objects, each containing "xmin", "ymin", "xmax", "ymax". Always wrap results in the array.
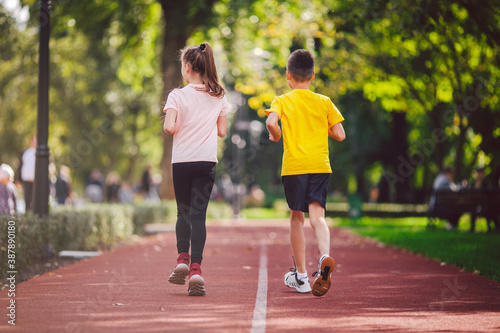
[{"xmin": 33, "ymin": 0, "xmax": 51, "ymax": 216}]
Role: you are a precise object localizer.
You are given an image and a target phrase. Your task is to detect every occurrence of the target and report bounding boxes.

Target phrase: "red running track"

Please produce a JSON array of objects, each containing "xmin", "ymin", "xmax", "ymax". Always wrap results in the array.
[{"xmin": 1, "ymin": 220, "xmax": 500, "ymax": 332}]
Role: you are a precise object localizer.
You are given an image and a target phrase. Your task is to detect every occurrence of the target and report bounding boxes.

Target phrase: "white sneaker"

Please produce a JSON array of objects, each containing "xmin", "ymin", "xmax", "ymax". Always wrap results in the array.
[
  {"xmin": 168, "ymin": 263, "xmax": 189, "ymax": 285},
  {"xmin": 188, "ymin": 274, "xmax": 206, "ymax": 296},
  {"xmin": 284, "ymin": 272, "xmax": 312, "ymax": 293}
]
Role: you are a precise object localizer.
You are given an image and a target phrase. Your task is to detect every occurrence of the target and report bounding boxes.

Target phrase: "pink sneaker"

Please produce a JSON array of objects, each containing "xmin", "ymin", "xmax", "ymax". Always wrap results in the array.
[
  {"xmin": 188, "ymin": 263, "xmax": 205, "ymax": 296},
  {"xmin": 168, "ymin": 252, "xmax": 189, "ymax": 285}
]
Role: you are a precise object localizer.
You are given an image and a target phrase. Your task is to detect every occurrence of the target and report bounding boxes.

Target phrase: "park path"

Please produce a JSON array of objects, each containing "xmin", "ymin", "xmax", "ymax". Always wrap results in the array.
[{"xmin": 1, "ymin": 219, "xmax": 500, "ymax": 332}]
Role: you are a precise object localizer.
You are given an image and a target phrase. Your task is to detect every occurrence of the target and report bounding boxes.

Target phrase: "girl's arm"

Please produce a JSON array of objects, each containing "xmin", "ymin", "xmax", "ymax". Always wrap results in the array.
[
  {"xmin": 329, "ymin": 122, "xmax": 346, "ymax": 142},
  {"xmin": 217, "ymin": 115, "xmax": 227, "ymax": 138},
  {"xmin": 163, "ymin": 108, "xmax": 177, "ymax": 134},
  {"xmin": 266, "ymin": 112, "xmax": 281, "ymax": 142}
]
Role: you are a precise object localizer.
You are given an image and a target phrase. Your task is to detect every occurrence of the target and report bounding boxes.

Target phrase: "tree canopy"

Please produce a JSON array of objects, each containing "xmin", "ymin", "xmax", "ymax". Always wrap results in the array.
[{"xmin": 0, "ymin": 0, "xmax": 498, "ymax": 203}]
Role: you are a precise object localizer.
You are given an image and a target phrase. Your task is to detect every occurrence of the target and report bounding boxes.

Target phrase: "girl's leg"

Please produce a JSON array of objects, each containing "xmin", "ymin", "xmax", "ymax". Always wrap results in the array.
[
  {"xmin": 172, "ymin": 163, "xmax": 193, "ymax": 255},
  {"xmin": 308, "ymin": 201, "xmax": 330, "ymax": 256},
  {"xmin": 189, "ymin": 162, "xmax": 216, "ymax": 265},
  {"xmin": 289, "ymin": 209, "xmax": 306, "ymax": 273}
]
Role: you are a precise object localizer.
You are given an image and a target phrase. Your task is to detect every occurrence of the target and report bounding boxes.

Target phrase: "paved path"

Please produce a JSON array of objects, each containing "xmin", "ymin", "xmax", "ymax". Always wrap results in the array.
[{"xmin": 1, "ymin": 220, "xmax": 500, "ymax": 332}]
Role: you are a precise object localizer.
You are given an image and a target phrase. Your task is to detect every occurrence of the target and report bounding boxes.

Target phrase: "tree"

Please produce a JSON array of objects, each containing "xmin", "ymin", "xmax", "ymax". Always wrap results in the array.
[
  {"xmin": 1, "ymin": 0, "xmax": 164, "ymax": 188},
  {"xmin": 156, "ymin": 0, "xmax": 218, "ymax": 199},
  {"xmin": 332, "ymin": 0, "xmax": 500, "ymax": 197}
]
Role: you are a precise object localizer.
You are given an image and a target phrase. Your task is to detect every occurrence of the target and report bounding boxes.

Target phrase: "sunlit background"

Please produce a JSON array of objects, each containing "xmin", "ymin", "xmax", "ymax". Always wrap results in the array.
[{"xmin": 1, "ymin": 0, "xmax": 499, "ymax": 209}]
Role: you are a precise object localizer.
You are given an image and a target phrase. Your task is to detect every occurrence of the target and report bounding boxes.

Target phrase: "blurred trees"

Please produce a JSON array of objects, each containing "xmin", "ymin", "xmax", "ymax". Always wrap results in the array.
[
  {"xmin": 331, "ymin": 0, "xmax": 500, "ymax": 200},
  {"xmin": 1, "ymin": 0, "xmax": 163, "ymax": 189},
  {"xmin": 0, "ymin": 0, "xmax": 498, "ymax": 203}
]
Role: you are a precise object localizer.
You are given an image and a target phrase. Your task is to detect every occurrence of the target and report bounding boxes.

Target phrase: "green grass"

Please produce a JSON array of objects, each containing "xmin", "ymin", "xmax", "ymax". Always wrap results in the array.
[
  {"xmin": 240, "ymin": 207, "xmax": 290, "ymax": 219},
  {"xmin": 240, "ymin": 199, "xmax": 290, "ymax": 219},
  {"xmin": 333, "ymin": 216, "xmax": 500, "ymax": 283}
]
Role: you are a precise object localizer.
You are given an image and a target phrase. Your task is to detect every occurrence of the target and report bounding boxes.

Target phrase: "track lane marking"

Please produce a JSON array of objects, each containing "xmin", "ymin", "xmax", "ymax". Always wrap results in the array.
[{"xmin": 251, "ymin": 242, "xmax": 267, "ymax": 333}]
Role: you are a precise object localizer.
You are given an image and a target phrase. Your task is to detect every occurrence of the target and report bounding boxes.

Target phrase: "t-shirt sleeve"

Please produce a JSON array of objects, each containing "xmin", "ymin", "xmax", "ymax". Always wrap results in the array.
[
  {"xmin": 327, "ymin": 100, "xmax": 344, "ymax": 128},
  {"xmin": 265, "ymin": 97, "xmax": 282, "ymax": 119},
  {"xmin": 219, "ymin": 95, "xmax": 229, "ymax": 117},
  {"xmin": 164, "ymin": 89, "xmax": 179, "ymax": 113}
]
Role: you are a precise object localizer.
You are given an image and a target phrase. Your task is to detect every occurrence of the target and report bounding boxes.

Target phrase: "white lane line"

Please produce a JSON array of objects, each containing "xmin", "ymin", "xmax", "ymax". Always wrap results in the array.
[{"xmin": 251, "ymin": 242, "xmax": 268, "ymax": 333}]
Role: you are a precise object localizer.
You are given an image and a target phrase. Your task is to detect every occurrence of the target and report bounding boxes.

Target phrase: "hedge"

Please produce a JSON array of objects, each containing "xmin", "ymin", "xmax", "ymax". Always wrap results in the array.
[{"xmin": 0, "ymin": 202, "xmax": 173, "ymax": 280}]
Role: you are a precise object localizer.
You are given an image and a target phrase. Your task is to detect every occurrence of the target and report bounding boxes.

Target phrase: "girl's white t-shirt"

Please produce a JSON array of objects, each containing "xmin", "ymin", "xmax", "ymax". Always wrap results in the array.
[{"xmin": 164, "ymin": 84, "xmax": 229, "ymax": 164}]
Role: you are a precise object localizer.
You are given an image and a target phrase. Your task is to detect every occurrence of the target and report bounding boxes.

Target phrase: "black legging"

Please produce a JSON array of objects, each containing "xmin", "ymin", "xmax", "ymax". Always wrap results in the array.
[{"xmin": 172, "ymin": 162, "xmax": 216, "ymax": 265}]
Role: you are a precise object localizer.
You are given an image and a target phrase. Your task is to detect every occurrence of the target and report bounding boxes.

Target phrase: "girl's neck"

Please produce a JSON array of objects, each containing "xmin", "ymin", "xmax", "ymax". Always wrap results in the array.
[
  {"xmin": 187, "ymin": 77, "xmax": 203, "ymax": 85},
  {"xmin": 185, "ymin": 72, "xmax": 203, "ymax": 85}
]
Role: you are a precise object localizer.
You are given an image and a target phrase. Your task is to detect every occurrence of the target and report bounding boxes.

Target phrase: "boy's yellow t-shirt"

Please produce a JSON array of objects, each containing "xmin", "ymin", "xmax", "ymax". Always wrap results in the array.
[{"xmin": 265, "ymin": 89, "xmax": 344, "ymax": 176}]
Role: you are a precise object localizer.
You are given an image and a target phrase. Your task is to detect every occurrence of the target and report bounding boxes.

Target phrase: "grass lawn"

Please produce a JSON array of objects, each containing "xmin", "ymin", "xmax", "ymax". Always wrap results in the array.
[
  {"xmin": 333, "ymin": 216, "xmax": 500, "ymax": 283},
  {"xmin": 240, "ymin": 207, "xmax": 290, "ymax": 219}
]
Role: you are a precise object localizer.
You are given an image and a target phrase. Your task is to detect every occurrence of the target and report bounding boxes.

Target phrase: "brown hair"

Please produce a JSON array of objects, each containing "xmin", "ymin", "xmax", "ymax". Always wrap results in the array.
[
  {"xmin": 180, "ymin": 42, "xmax": 225, "ymax": 98},
  {"xmin": 286, "ymin": 49, "xmax": 315, "ymax": 82}
]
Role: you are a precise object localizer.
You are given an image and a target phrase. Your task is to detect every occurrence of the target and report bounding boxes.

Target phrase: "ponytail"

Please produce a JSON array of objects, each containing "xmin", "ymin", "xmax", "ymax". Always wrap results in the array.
[{"xmin": 180, "ymin": 42, "xmax": 225, "ymax": 98}]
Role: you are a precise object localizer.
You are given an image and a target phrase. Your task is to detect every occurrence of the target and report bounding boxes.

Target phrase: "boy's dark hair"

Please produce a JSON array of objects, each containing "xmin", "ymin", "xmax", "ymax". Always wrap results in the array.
[{"xmin": 286, "ymin": 49, "xmax": 314, "ymax": 82}]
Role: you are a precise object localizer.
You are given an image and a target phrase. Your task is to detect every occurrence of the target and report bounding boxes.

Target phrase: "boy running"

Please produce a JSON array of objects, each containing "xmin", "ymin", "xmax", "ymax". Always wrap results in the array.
[{"xmin": 265, "ymin": 49, "xmax": 345, "ymax": 296}]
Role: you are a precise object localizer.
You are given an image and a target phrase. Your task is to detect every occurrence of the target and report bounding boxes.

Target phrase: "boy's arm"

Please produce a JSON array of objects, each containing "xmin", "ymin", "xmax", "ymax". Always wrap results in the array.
[
  {"xmin": 329, "ymin": 122, "xmax": 345, "ymax": 142},
  {"xmin": 266, "ymin": 112, "xmax": 281, "ymax": 142}
]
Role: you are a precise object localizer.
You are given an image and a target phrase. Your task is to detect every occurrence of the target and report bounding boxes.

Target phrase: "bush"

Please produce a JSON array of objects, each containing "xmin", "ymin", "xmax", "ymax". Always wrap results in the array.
[
  {"xmin": 0, "ymin": 202, "xmax": 173, "ymax": 280},
  {"xmin": 0, "ymin": 200, "xmax": 234, "ymax": 280},
  {"xmin": 132, "ymin": 201, "xmax": 173, "ymax": 234},
  {"xmin": 0, "ymin": 214, "xmax": 47, "ymax": 279}
]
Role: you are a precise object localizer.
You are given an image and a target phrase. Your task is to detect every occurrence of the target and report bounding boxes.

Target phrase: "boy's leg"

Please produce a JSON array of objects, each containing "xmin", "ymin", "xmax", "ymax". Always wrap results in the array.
[
  {"xmin": 284, "ymin": 209, "xmax": 312, "ymax": 293},
  {"xmin": 289, "ymin": 209, "xmax": 306, "ymax": 273},
  {"xmin": 308, "ymin": 201, "xmax": 330, "ymax": 256},
  {"xmin": 310, "ymin": 201, "xmax": 335, "ymax": 296}
]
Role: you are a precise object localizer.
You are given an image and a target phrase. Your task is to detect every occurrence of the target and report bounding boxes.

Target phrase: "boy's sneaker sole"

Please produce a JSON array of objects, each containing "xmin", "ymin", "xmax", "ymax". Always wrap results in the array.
[
  {"xmin": 188, "ymin": 275, "xmax": 205, "ymax": 296},
  {"xmin": 168, "ymin": 263, "xmax": 189, "ymax": 285},
  {"xmin": 312, "ymin": 257, "xmax": 335, "ymax": 297},
  {"xmin": 284, "ymin": 272, "xmax": 312, "ymax": 293}
]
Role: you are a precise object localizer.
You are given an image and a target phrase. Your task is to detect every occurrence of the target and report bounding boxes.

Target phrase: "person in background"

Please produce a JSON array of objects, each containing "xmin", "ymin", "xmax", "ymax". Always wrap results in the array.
[
  {"xmin": 54, "ymin": 165, "xmax": 72, "ymax": 205},
  {"xmin": 429, "ymin": 167, "xmax": 461, "ymax": 229},
  {"xmin": 105, "ymin": 171, "xmax": 121, "ymax": 203},
  {"xmin": 0, "ymin": 164, "xmax": 17, "ymax": 214},
  {"xmin": 21, "ymin": 136, "xmax": 36, "ymax": 211},
  {"xmin": 432, "ymin": 167, "xmax": 459, "ymax": 192},
  {"xmin": 140, "ymin": 164, "xmax": 153, "ymax": 200},
  {"xmin": 118, "ymin": 181, "xmax": 135, "ymax": 203},
  {"xmin": 85, "ymin": 168, "xmax": 104, "ymax": 203}
]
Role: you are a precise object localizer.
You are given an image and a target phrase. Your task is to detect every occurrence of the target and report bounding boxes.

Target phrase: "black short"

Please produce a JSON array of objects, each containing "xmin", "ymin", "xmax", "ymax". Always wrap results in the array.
[{"xmin": 282, "ymin": 173, "xmax": 330, "ymax": 213}]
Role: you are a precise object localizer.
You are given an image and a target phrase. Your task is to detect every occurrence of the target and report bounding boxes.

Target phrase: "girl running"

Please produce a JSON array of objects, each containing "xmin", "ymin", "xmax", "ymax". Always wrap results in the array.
[{"xmin": 163, "ymin": 42, "xmax": 228, "ymax": 296}]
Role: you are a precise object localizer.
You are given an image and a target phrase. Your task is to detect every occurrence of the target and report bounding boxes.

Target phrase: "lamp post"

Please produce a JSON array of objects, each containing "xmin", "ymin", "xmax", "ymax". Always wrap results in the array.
[{"xmin": 33, "ymin": 0, "xmax": 51, "ymax": 216}]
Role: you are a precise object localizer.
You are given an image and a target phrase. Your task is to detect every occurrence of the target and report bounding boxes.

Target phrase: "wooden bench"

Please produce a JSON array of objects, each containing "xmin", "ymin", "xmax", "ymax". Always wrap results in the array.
[{"xmin": 428, "ymin": 189, "xmax": 500, "ymax": 231}]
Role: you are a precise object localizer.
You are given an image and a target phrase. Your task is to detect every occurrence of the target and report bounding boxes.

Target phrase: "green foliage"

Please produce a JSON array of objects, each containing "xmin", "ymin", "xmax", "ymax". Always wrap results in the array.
[
  {"xmin": 132, "ymin": 201, "xmax": 171, "ymax": 234},
  {"xmin": 241, "ymin": 199, "xmax": 290, "ymax": 218},
  {"xmin": 1, "ymin": 0, "xmax": 499, "ymax": 205},
  {"xmin": 332, "ymin": 0, "xmax": 500, "ymax": 185},
  {"xmin": 336, "ymin": 217, "xmax": 500, "ymax": 282},
  {"xmin": 0, "ymin": 202, "xmax": 174, "ymax": 280},
  {"xmin": 1, "ymin": 0, "xmax": 163, "ymax": 188}
]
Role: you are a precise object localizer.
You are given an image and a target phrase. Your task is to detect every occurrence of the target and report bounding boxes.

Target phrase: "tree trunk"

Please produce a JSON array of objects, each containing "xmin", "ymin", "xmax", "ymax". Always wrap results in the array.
[
  {"xmin": 454, "ymin": 114, "xmax": 466, "ymax": 182},
  {"xmin": 124, "ymin": 104, "xmax": 140, "ymax": 182},
  {"xmin": 430, "ymin": 105, "xmax": 445, "ymax": 171},
  {"xmin": 157, "ymin": 2, "xmax": 190, "ymax": 200},
  {"xmin": 158, "ymin": 35, "xmax": 185, "ymax": 199},
  {"xmin": 157, "ymin": 0, "xmax": 218, "ymax": 199},
  {"xmin": 391, "ymin": 112, "xmax": 411, "ymax": 203}
]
